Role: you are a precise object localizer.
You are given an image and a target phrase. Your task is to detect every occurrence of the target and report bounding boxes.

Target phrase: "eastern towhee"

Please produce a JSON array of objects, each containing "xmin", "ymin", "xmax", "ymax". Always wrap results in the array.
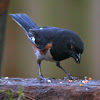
[{"xmin": 9, "ymin": 13, "xmax": 84, "ymax": 80}]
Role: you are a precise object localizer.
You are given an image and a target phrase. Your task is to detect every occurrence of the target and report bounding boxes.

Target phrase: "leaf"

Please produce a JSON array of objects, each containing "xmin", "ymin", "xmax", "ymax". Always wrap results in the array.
[
  {"xmin": 18, "ymin": 86, "xmax": 22, "ymax": 100},
  {"xmin": 8, "ymin": 90, "xmax": 13, "ymax": 100}
]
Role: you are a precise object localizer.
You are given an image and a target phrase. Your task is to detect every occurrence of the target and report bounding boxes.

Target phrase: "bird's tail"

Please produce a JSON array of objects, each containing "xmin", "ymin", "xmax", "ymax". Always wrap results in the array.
[{"xmin": 9, "ymin": 13, "xmax": 39, "ymax": 32}]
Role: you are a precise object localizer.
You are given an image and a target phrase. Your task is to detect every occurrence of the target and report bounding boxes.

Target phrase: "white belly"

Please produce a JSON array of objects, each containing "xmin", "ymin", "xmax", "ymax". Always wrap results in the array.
[{"xmin": 35, "ymin": 49, "xmax": 55, "ymax": 62}]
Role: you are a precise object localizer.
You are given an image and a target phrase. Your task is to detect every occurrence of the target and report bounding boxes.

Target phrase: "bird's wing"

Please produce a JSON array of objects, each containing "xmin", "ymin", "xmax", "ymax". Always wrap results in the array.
[{"xmin": 28, "ymin": 27, "xmax": 58, "ymax": 50}]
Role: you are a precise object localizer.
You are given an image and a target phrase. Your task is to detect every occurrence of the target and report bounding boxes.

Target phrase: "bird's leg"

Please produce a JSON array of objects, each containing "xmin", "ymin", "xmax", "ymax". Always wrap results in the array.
[
  {"xmin": 37, "ymin": 60, "xmax": 51, "ymax": 81},
  {"xmin": 56, "ymin": 62, "xmax": 74, "ymax": 80},
  {"xmin": 37, "ymin": 60, "xmax": 44, "ymax": 80}
]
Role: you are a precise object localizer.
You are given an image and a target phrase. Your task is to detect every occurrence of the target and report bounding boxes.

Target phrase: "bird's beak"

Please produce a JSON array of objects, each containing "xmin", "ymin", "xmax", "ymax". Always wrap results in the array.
[{"xmin": 72, "ymin": 53, "xmax": 81, "ymax": 64}]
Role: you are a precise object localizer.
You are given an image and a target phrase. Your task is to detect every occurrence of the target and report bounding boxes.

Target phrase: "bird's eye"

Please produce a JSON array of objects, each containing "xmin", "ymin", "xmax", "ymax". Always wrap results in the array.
[{"xmin": 71, "ymin": 45, "xmax": 75, "ymax": 50}]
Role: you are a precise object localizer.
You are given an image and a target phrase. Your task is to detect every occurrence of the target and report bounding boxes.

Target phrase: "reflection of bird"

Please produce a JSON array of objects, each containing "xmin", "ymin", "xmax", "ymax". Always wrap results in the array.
[{"xmin": 10, "ymin": 13, "xmax": 84, "ymax": 80}]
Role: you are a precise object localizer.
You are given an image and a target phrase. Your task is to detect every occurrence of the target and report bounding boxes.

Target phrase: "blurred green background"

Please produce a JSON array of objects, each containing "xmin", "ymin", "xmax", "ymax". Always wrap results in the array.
[{"xmin": 2, "ymin": 0, "xmax": 100, "ymax": 79}]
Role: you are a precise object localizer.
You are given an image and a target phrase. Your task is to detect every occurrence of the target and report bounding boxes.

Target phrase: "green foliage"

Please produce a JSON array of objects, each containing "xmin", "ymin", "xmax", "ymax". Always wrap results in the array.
[
  {"xmin": 8, "ymin": 90, "xmax": 13, "ymax": 100},
  {"xmin": 18, "ymin": 86, "xmax": 22, "ymax": 100},
  {"xmin": 0, "ymin": 86, "xmax": 35, "ymax": 100},
  {"xmin": 0, "ymin": 90, "xmax": 3, "ymax": 93}
]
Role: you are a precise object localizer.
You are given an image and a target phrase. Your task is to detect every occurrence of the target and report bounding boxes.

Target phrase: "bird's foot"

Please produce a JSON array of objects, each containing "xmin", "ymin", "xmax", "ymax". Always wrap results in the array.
[
  {"xmin": 63, "ymin": 72, "xmax": 80, "ymax": 80},
  {"xmin": 64, "ymin": 74, "xmax": 79, "ymax": 80},
  {"xmin": 39, "ymin": 76, "xmax": 52, "ymax": 83},
  {"xmin": 64, "ymin": 76, "xmax": 79, "ymax": 80}
]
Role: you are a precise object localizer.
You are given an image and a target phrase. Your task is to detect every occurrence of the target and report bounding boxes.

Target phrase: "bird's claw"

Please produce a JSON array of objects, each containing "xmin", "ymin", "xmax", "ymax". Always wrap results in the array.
[
  {"xmin": 64, "ymin": 76, "xmax": 79, "ymax": 80},
  {"xmin": 39, "ymin": 76, "xmax": 52, "ymax": 82}
]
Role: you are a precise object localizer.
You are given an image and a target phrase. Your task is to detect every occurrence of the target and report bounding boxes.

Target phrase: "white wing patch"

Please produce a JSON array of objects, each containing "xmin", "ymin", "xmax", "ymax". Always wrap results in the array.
[
  {"xmin": 25, "ymin": 32, "xmax": 36, "ymax": 44},
  {"xmin": 31, "ymin": 37, "xmax": 35, "ymax": 42}
]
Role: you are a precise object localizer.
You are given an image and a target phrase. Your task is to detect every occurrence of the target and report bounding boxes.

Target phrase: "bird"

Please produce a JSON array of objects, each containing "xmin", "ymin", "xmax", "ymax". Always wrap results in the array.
[{"xmin": 9, "ymin": 13, "xmax": 84, "ymax": 81}]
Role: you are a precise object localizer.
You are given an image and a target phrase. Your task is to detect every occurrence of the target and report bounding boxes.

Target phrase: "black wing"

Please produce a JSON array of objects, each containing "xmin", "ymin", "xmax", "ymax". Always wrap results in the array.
[
  {"xmin": 28, "ymin": 27, "xmax": 58, "ymax": 50},
  {"xmin": 9, "ymin": 13, "xmax": 62, "ymax": 50}
]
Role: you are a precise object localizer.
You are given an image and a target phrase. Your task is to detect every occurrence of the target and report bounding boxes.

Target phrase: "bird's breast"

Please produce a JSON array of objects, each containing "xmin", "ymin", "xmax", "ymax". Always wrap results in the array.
[
  {"xmin": 35, "ymin": 49, "xmax": 55, "ymax": 61},
  {"xmin": 32, "ymin": 44, "xmax": 55, "ymax": 62}
]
